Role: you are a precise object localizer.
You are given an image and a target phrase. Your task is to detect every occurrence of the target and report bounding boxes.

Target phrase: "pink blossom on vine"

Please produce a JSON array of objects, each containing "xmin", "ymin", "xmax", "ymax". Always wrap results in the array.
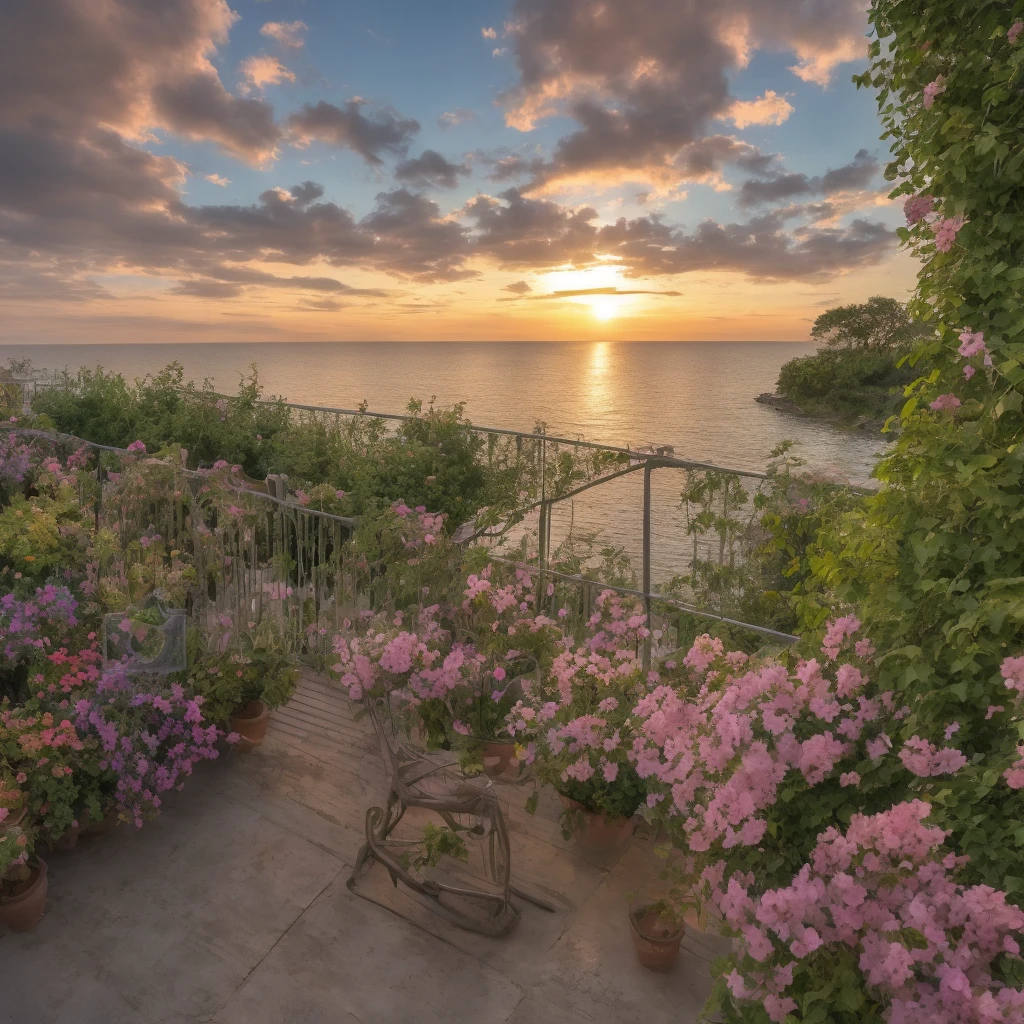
[
  {"xmin": 1001, "ymin": 655, "xmax": 1024, "ymax": 694},
  {"xmin": 922, "ymin": 75, "xmax": 946, "ymax": 108},
  {"xmin": 903, "ymin": 194, "xmax": 935, "ymax": 225},
  {"xmin": 958, "ymin": 330, "xmax": 987, "ymax": 358},
  {"xmin": 1009, "ymin": 21, "xmax": 1023, "ymax": 44},
  {"xmin": 1005, "ymin": 745, "xmax": 1024, "ymax": 790},
  {"xmin": 934, "ymin": 215, "xmax": 966, "ymax": 252},
  {"xmin": 929, "ymin": 394, "xmax": 961, "ymax": 411},
  {"xmin": 898, "ymin": 735, "xmax": 967, "ymax": 777}
]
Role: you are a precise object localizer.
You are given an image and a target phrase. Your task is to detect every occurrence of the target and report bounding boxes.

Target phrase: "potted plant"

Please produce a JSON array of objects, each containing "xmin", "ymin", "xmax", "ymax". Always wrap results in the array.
[
  {"xmin": 505, "ymin": 589, "xmax": 654, "ymax": 850},
  {"xmin": 0, "ymin": 818, "xmax": 47, "ymax": 932},
  {"xmin": 189, "ymin": 619, "xmax": 299, "ymax": 751},
  {"xmin": 629, "ymin": 896, "xmax": 686, "ymax": 971}
]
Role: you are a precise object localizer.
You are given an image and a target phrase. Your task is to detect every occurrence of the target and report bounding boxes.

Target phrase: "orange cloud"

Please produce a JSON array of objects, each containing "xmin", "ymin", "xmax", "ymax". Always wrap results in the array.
[
  {"xmin": 239, "ymin": 55, "xmax": 296, "ymax": 93},
  {"xmin": 724, "ymin": 90, "xmax": 794, "ymax": 129}
]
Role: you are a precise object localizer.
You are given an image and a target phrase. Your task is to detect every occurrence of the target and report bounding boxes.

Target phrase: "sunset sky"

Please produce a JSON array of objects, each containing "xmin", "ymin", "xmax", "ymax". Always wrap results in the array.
[{"xmin": 0, "ymin": 0, "xmax": 918, "ymax": 344}]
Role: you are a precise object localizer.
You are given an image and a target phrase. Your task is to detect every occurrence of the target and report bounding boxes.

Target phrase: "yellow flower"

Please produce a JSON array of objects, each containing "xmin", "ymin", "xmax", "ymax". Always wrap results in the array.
[{"xmin": 23, "ymin": 555, "xmax": 35, "ymax": 562}]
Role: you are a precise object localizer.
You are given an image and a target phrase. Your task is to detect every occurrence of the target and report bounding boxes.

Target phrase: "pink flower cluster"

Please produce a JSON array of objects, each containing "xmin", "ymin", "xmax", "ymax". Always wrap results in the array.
[
  {"xmin": 958, "ymin": 330, "xmax": 992, "ymax": 379},
  {"xmin": 930, "ymin": 394, "xmax": 961, "ymax": 412},
  {"xmin": 934, "ymin": 215, "xmax": 967, "ymax": 253},
  {"xmin": 923, "ymin": 75, "xmax": 947, "ymax": 109},
  {"xmin": 715, "ymin": 800, "xmax": 1024, "ymax": 1023},
  {"xmin": 629, "ymin": 622, "xmax": 904, "ymax": 855},
  {"xmin": 1009, "ymin": 21, "xmax": 1023, "ymax": 45},
  {"xmin": 904, "ymin": 194, "xmax": 935, "ymax": 226}
]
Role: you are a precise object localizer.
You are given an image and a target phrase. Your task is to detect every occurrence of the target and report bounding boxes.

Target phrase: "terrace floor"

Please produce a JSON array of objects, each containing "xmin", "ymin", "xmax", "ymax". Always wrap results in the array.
[{"xmin": 1, "ymin": 670, "xmax": 730, "ymax": 1024}]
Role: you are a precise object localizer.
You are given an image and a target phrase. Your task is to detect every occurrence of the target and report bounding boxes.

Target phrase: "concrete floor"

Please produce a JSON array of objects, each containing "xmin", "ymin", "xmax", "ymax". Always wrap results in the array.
[{"xmin": 1, "ymin": 672, "xmax": 729, "ymax": 1024}]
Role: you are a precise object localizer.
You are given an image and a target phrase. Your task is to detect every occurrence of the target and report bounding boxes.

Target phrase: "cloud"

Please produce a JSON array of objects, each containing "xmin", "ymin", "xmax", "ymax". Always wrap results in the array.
[
  {"xmin": 482, "ymin": 27, "xmax": 497, "ymax": 39},
  {"xmin": 286, "ymin": 100, "xmax": 420, "ymax": 165},
  {"xmin": 724, "ymin": 90, "xmax": 794, "ymax": 129},
  {"xmin": 738, "ymin": 149, "xmax": 878, "ymax": 207},
  {"xmin": 511, "ymin": 286, "xmax": 682, "ymax": 300},
  {"xmin": 464, "ymin": 188, "xmax": 892, "ymax": 282},
  {"xmin": 289, "ymin": 181, "xmax": 325, "ymax": 205},
  {"xmin": 0, "ymin": 0, "xmax": 283, "ymax": 167},
  {"xmin": 239, "ymin": 55, "xmax": 296, "ymax": 93},
  {"xmin": 205, "ymin": 173, "xmax": 231, "ymax": 186},
  {"xmin": 503, "ymin": 280, "xmax": 532, "ymax": 294},
  {"xmin": 394, "ymin": 150, "xmax": 471, "ymax": 189},
  {"xmin": 497, "ymin": 0, "xmax": 868, "ymax": 192},
  {"xmin": 493, "ymin": 48, "xmax": 508, "ymax": 57},
  {"xmin": 0, "ymin": 2, "xmax": 891, "ymax": 310},
  {"xmin": 438, "ymin": 108, "xmax": 477, "ymax": 130},
  {"xmin": 260, "ymin": 20, "xmax": 307, "ymax": 48}
]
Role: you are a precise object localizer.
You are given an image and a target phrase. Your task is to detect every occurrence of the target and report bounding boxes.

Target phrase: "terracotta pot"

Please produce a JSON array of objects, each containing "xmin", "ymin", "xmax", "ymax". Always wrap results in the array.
[
  {"xmin": 0, "ymin": 804, "xmax": 28, "ymax": 839},
  {"xmin": 229, "ymin": 699, "xmax": 270, "ymax": 752},
  {"xmin": 0, "ymin": 858, "xmax": 48, "ymax": 932},
  {"xmin": 50, "ymin": 821, "xmax": 80, "ymax": 854},
  {"xmin": 558, "ymin": 794, "xmax": 635, "ymax": 851},
  {"xmin": 630, "ymin": 904, "xmax": 684, "ymax": 971},
  {"xmin": 481, "ymin": 741, "xmax": 517, "ymax": 778},
  {"xmin": 80, "ymin": 806, "xmax": 119, "ymax": 839}
]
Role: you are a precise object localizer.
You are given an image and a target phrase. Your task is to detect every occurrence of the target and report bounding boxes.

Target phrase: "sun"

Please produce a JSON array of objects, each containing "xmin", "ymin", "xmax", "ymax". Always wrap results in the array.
[{"xmin": 588, "ymin": 296, "xmax": 621, "ymax": 321}]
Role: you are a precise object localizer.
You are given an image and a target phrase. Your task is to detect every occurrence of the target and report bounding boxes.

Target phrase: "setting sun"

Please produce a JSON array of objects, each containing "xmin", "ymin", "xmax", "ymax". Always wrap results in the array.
[{"xmin": 587, "ymin": 296, "xmax": 622, "ymax": 321}]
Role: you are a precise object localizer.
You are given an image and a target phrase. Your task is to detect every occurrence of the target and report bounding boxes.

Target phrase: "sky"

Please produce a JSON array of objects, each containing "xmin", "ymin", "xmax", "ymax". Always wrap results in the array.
[{"xmin": 0, "ymin": 0, "xmax": 919, "ymax": 344}]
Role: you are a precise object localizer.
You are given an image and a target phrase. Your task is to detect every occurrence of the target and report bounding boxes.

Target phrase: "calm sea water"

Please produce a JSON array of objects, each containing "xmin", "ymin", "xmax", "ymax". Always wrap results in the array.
[{"xmin": 0, "ymin": 342, "xmax": 885, "ymax": 583}]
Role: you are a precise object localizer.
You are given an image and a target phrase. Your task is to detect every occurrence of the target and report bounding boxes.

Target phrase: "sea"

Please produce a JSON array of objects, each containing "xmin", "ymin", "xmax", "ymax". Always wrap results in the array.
[{"xmin": 0, "ymin": 341, "xmax": 886, "ymax": 584}]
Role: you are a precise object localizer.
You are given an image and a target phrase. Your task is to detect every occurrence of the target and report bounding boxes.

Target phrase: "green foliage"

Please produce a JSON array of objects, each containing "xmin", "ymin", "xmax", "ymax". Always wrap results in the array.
[
  {"xmin": 401, "ymin": 822, "xmax": 470, "ymax": 873},
  {"xmin": 188, "ymin": 621, "xmax": 299, "ymax": 723},
  {"xmin": 810, "ymin": 296, "xmax": 928, "ymax": 352},
  {"xmin": 776, "ymin": 345, "xmax": 917, "ymax": 424},
  {"xmin": 797, "ymin": 0, "xmax": 1024, "ymax": 896}
]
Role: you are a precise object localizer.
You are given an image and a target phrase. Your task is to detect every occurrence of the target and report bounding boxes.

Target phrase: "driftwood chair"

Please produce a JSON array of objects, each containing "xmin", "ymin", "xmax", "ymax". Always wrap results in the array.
[{"xmin": 348, "ymin": 688, "xmax": 557, "ymax": 936}]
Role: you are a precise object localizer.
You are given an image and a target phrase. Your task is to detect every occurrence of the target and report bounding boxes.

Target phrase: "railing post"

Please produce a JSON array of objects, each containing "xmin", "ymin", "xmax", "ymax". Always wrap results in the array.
[{"xmin": 643, "ymin": 461, "xmax": 652, "ymax": 673}]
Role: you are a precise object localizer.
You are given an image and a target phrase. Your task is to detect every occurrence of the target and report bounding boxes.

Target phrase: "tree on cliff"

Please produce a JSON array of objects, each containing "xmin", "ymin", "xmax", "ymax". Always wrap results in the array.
[{"xmin": 810, "ymin": 296, "xmax": 928, "ymax": 352}]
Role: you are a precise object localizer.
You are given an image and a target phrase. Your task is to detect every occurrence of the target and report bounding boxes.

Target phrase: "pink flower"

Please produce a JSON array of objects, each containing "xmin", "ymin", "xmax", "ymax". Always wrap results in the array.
[
  {"xmin": 933, "ymin": 215, "xmax": 966, "ymax": 252},
  {"xmin": 1001, "ymin": 655, "xmax": 1024, "ymax": 694},
  {"xmin": 903, "ymin": 194, "xmax": 935, "ymax": 225},
  {"xmin": 840, "ymin": 772, "xmax": 860, "ymax": 787},
  {"xmin": 1009, "ymin": 21, "xmax": 1023, "ymax": 44},
  {"xmin": 126, "ymin": 440, "xmax": 146, "ymax": 453},
  {"xmin": 958, "ymin": 330, "xmax": 987, "ymax": 359},
  {"xmin": 963, "ymin": 365, "xmax": 976, "ymax": 380},
  {"xmin": 922, "ymin": 75, "xmax": 946, "ymax": 109},
  {"xmin": 929, "ymin": 393, "xmax": 960, "ymax": 412}
]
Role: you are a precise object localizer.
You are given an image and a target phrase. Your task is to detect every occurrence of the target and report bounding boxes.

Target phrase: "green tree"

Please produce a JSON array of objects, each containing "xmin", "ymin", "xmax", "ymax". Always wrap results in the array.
[{"xmin": 809, "ymin": 295, "xmax": 928, "ymax": 352}]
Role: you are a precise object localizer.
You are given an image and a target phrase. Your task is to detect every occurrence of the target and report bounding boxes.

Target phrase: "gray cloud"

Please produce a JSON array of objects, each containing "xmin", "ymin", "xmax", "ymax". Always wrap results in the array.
[
  {"xmin": 499, "ymin": 0, "xmax": 868, "ymax": 190},
  {"xmin": 465, "ymin": 189, "xmax": 893, "ymax": 281},
  {"xmin": 286, "ymin": 100, "xmax": 420, "ymax": 165},
  {"xmin": 394, "ymin": 150, "xmax": 471, "ymax": 190},
  {"xmin": 738, "ymin": 149, "xmax": 879, "ymax": 207},
  {"xmin": 502, "ymin": 280, "xmax": 532, "ymax": 294}
]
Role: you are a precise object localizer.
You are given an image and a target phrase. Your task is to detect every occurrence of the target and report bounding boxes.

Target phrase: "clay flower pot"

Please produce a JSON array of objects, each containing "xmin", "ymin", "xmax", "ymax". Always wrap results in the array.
[
  {"xmin": 0, "ymin": 804, "xmax": 28, "ymax": 839},
  {"xmin": 558, "ymin": 794, "xmax": 635, "ymax": 851},
  {"xmin": 229, "ymin": 699, "xmax": 271, "ymax": 752},
  {"xmin": 481, "ymin": 741, "xmax": 517, "ymax": 778},
  {"xmin": 0, "ymin": 858, "xmax": 48, "ymax": 932},
  {"xmin": 630, "ymin": 902, "xmax": 684, "ymax": 972}
]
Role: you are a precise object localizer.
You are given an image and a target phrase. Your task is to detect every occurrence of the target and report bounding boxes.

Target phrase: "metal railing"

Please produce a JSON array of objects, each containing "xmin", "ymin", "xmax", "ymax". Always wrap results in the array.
[{"xmin": 13, "ymin": 379, "xmax": 819, "ymax": 650}]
